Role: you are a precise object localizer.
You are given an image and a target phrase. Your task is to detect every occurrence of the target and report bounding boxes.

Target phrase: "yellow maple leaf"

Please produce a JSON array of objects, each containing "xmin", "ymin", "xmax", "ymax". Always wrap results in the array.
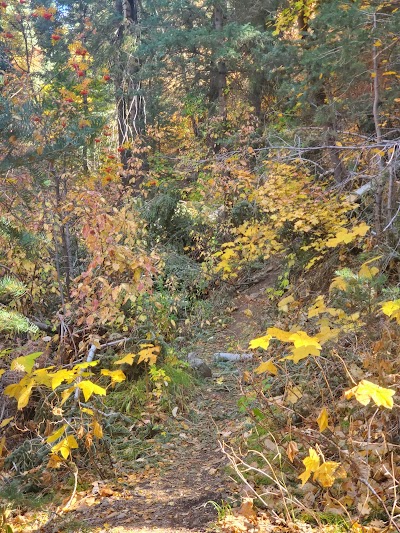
[
  {"xmin": 317, "ymin": 407, "xmax": 329, "ymax": 432},
  {"xmin": 381, "ymin": 300, "xmax": 400, "ymax": 323},
  {"xmin": 298, "ymin": 448, "xmax": 320, "ymax": 485},
  {"xmin": 352, "ymin": 222, "xmax": 370, "ymax": 237},
  {"xmin": 46, "ymin": 424, "xmax": 67, "ymax": 444},
  {"xmin": 345, "ymin": 380, "xmax": 395, "ymax": 409},
  {"xmin": 93, "ymin": 420, "xmax": 103, "ymax": 439},
  {"xmin": 289, "ymin": 331, "xmax": 321, "ymax": 349},
  {"xmin": 313, "ymin": 461, "xmax": 340, "ymax": 487},
  {"xmin": 316, "ymin": 325, "xmax": 340, "ymax": 345},
  {"xmin": 60, "ymin": 386, "xmax": 74, "ymax": 406},
  {"xmin": 267, "ymin": 327, "xmax": 293, "ymax": 342},
  {"xmin": 286, "ymin": 383, "xmax": 302, "ymax": 404},
  {"xmin": 329, "ymin": 276, "xmax": 348, "ymax": 292},
  {"xmin": 137, "ymin": 344, "xmax": 160, "ymax": 365},
  {"xmin": 113, "ymin": 353, "xmax": 136, "ymax": 365},
  {"xmin": 308, "ymin": 296, "xmax": 326, "ymax": 318},
  {"xmin": 101, "ymin": 369, "xmax": 126, "ymax": 384},
  {"xmin": 32, "ymin": 367, "xmax": 53, "ymax": 387},
  {"xmin": 52, "ymin": 435, "xmax": 79, "ymax": 459},
  {"xmin": 284, "ymin": 344, "xmax": 321, "ymax": 363},
  {"xmin": 358, "ymin": 257, "xmax": 381, "ymax": 279},
  {"xmin": 0, "ymin": 417, "xmax": 13, "ymax": 428},
  {"xmin": 50, "ymin": 369, "xmax": 76, "ymax": 389},
  {"xmin": 255, "ymin": 359, "xmax": 277, "ymax": 375},
  {"xmin": 77, "ymin": 380, "xmax": 107, "ymax": 401},
  {"xmin": 278, "ymin": 294, "xmax": 295, "ymax": 312},
  {"xmin": 249, "ymin": 335, "xmax": 272, "ymax": 350},
  {"xmin": 5, "ymin": 377, "xmax": 35, "ymax": 410}
]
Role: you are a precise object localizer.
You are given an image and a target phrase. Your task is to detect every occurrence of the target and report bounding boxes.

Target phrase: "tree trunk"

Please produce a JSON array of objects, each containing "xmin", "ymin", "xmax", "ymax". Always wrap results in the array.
[
  {"xmin": 114, "ymin": 0, "xmax": 146, "ymax": 186},
  {"xmin": 209, "ymin": 3, "xmax": 227, "ymax": 120}
]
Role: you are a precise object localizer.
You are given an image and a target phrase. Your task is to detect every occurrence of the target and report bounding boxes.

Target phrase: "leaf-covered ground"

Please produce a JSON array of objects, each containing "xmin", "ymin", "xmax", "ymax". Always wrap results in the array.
[{"xmin": 10, "ymin": 266, "xmax": 282, "ymax": 533}]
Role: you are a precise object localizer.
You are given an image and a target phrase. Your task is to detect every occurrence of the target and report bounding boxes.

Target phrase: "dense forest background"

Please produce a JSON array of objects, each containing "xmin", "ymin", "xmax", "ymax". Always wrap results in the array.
[{"xmin": 0, "ymin": 0, "xmax": 400, "ymax": 531}]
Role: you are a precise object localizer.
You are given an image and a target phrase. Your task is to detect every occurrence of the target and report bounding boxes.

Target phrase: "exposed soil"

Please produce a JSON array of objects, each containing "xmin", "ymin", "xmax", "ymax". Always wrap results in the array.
[{"xmin": 12, "ymin": 264, "xmax": 281, "ymax": 533}]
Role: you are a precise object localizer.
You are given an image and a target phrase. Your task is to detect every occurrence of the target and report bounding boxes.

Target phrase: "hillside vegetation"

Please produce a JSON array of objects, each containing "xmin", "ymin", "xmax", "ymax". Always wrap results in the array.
[{"xmin": 0, "ymin": 0, "xmax": 399, "ymax": 531}]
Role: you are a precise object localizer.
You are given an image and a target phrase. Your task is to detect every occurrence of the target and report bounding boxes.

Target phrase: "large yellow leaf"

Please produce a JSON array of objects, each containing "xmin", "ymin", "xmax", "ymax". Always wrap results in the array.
[
  {"xmin": 313, "ymin": 461, "xmax": 340, "ymax": 488},
  {"xmin": 267, "ymin": 327, "xmax": 293, "ymax": 342},
  {"xmin": 255, "ymin": 359, "xmax": 277, "ymax": 375},
  {"xmin": 92, "ymin": 420, "xmax": 103, "ymax": 439},
  {"xmin": 32, "ymin": 367, "xmax": 53, "ymax": 387},
  {"xmin": 249, "ymin": 335, "xmax": 272, "ymax": 350},
  {"xmin": 353, "ymin": 222, "xmax": 370, "ymax": 236},
  {"xmin": 329, "ymin": 276, "xmax": 348, "ymax": 292},
  {"xmin": 316, "ymin": 325, "xmax": 340, "ymax": 345},
  {"xmin": 137, "ymin": 344, "xmax": 160, "ymax": 365},
  {"xmin": 298, "ymin": 448, "xmax": 320, "ymax": 485},
  {"xmin": 101, "ymin": 369, "xmax": 126, "ymax": 384},
  {"xmin": 52, "ymin": 435, "xmax": 79, "ymax": 459},
  {"xmin": 50, "ymin": 369, "xmax": 76, "ymax": 390},
  {"xmin": 308, "ymin": 296, "xmax": 326, "ymax": 318},
  {"xmin": 284, "ymin": 345, "xmax": 320, "ymax": 363},
  {"xmin": 317, "ymin": 407, "xmax": 329, "ymax": 432},
  {"xmin": 5, "ymin": 377, "xmax": 35, "ymax": 410},
  {"xmin": 289, "ymin": 331, "xmax": 321, "ymax": 349},
  {"xmin": 113, "ymin": 353, "xmax": 136, "ymax": 365},
  {"xmin": 345, "ymin": 380, "xmax": 395, "ymax": 409},
  {"xmin": 46, "ymin": 424, "xmax": 67, "ymax": 444},
  {"xmin": 277, "ymin": 295, "xmax": 295, "ymax": 312},
  {"xmin": 381, "ymin": 300, "xmax": 400, "ymax": 323},
  {"xmin": 358, "ymin": 262, "xmax": 379, "ymax": 279},
  {"xmin": 60, "ymin": 386, "xmax": 74, "ymax": 406},
  {"xmin": 381, "ymin": 300, "xmax": 400, "ymax": 316},
  {"xmin": 77, "ymin": 380, "xmax": 107, "ymax": 401}
]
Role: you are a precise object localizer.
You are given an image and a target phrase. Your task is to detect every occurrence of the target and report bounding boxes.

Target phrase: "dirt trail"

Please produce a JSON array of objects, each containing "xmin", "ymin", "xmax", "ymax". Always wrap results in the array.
[{"xmin": 27, "ymin": 266, "xmax": 280, "ymax": 533}]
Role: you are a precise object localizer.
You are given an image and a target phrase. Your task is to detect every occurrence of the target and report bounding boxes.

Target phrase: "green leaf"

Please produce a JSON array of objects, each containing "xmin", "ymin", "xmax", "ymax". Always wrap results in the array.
[{"xmin": 11, "ymin": 352, "xmax": 42, "ymax": 373}]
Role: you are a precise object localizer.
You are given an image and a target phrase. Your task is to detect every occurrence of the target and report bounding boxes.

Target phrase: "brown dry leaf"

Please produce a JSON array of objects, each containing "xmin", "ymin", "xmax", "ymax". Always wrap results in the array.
[
  {"xmin": 41, "ymin": 471, "xmax": 53, "ymax": 486},
  {"xmin": 287, "ymin": 440, "xmax": 298, "ymax": 463},
  {"xmin": 99, "ymin": 486, "xmax": 114, "ymax": 497},
  {"xmin": 220, "ymin": 514, "xmax": 248, "ymax": 533},
  {"xmin": 357, "ymin": 501, "xmax": 371, "ymax": 516},
  {"xmin": 234, "ymin": 498, "xmax": 257, "ymax": 520},
  {"xmin": 285, "ymin": 383, "xmax": 302, "ymax": 404}
]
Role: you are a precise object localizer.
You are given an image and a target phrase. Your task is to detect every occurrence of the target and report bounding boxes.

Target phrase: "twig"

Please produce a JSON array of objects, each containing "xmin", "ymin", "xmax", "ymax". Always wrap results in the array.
[{"xmin": 62, "ymin": 462, "xmax": 78, "ymax": 511}]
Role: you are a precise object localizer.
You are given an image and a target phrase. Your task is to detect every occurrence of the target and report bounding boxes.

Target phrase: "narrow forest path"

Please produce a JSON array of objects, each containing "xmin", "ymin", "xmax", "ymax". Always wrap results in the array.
[{"xmin": 25, "ymin": 265, "xmax": 281, "ymax": 533}]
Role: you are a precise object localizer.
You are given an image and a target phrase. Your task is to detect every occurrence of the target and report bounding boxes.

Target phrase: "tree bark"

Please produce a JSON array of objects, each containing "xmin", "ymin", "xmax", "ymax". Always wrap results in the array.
[
  {"xmin": 114, "ymin": 0, "xmax": 146, "ymax": 186},
  {"xmin": 209, "ymin": 3, "xmax": 227, "ymax": 120}
]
